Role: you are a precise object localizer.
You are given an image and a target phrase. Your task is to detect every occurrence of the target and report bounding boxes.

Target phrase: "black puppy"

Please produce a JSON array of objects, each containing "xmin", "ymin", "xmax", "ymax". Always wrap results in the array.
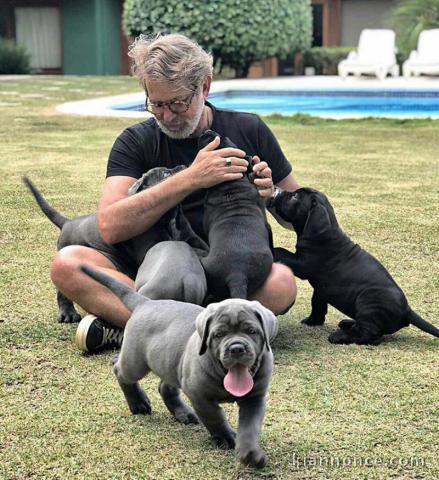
[
  {"xmin": 198, "ymin": 130, "xmax": 273, "ymax": 299},
  {"xmin": 270, "ymin": 187, "xmax": 439, "ymax": 345},
  {"xmin": 24, "ymin": 167, "xmax": 207, "ymax": 323}
]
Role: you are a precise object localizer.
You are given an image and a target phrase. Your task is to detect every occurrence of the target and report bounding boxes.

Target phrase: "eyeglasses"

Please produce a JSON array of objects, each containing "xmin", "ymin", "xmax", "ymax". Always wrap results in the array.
[{"xmin": 145, "ymin": 90, "xmax": 198, "ymax": 115}]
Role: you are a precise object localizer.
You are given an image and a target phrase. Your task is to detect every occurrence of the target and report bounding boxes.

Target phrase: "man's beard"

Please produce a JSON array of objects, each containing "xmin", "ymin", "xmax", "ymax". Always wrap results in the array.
[{"xmin": 156, "ymin": 101, "xmax": 205, "ymax": 140}]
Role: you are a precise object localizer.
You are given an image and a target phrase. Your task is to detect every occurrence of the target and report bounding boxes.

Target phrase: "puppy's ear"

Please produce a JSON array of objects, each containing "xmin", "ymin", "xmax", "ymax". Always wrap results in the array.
[
  {"xmin": 267, "ymin": 208, "xmax": 295, "ymax": 231},
  {"xmin": 252, "ymin": 302, "xmax": 279, "ymax": 351},
  {"xmin": 172, "ymin": 165, "xmax": 187, "ymax": 174},
  {"xmin": 196, "ymin": 307, "xmax": 215, "ymax": 355},
  {"xmin": 127, "ymin": 173, "xmax": 148, "ymax": 196},
  {"xmin": 303, "ymin": 201, "xmax": 332, "ymax": 238}
]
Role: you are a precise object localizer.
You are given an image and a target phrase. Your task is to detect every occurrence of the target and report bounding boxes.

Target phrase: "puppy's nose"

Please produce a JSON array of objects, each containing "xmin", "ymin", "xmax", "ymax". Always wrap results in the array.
[{"xmin": 229, "ymin": 343, "xmax": 246, "ymax": 357}]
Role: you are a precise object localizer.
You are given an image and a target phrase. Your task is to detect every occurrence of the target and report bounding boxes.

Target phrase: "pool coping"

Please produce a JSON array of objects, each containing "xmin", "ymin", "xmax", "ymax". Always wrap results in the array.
[{"xmin": 56, "ymin": 75, "xmax": 439, "ymax": 119}]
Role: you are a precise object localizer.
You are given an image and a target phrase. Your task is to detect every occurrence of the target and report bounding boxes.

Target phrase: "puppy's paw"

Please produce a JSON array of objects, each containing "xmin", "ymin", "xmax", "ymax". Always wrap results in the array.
[
  {"xmin": 238, "ymin": 448, "xmax": 267, "ymax": 469},
  {"xmin": 329, "ymin": 329, "xmax": 381, "ymax": 346},
  {"xmin": 125, "ymin": 385, "xmax": 152, "ymax": 415},
  {"xmin": 174, "ymin": 407, "xmax": 199, "ymax": 425},
  {"xmin": 328, "ymin": 329, "xmax": 353, "ymax": 344},
  {"xmin": 129, "ymin": 395, "xmax": 152, "ymax": 415},
  {"xmin": 301, "ymin": 316, "xmax": 325, "ymax": 326},
  {"xmin": 58, "ymin": 310, "xmax": 82, "ymax": 323},
  {"xmin": 210, "ymin": 430, "xmax": 236, "ymax": 450},
  {"xmin": 338, "ymin": 319, "xmax": 356, "ymax": 330}
]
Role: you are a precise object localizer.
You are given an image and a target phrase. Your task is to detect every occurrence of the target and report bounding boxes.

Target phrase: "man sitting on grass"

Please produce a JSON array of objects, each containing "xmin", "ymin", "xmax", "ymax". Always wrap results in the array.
[{"xmin": 50, "ymin": 33, "xmax": 300, "ymax": 353}]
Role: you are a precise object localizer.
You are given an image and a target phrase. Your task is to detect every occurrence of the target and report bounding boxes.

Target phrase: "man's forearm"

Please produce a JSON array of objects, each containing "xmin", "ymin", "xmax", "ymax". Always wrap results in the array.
[
  {"xmin": 98, "ymin": 170, "xmax": 197, "ymax": 244},
  {"xmin": 98, "ymin": 137, "xmax": 250, "ymax": 244},
  {"xmin": 276, "ymin": 175, "xmax": 300, "ymax": 192}
]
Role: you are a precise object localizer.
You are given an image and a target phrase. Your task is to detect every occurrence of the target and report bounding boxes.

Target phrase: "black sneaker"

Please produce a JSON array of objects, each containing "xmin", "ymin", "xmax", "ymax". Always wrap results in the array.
[{"xmin": 75, "ymin": 314, "xmax": 124, "ymax": 353}]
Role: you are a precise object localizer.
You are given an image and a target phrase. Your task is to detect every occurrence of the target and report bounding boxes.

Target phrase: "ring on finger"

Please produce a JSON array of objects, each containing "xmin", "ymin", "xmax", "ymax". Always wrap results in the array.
[{"xmin": 225, "ymin": 158, "xmax": 232, "ymax": 167}]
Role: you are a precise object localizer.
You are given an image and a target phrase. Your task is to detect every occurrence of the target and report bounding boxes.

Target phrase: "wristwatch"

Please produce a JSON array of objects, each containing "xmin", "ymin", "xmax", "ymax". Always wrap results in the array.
[{"xmin": 266, "ymin": 186, "xmax": 282, "ymax": 210}]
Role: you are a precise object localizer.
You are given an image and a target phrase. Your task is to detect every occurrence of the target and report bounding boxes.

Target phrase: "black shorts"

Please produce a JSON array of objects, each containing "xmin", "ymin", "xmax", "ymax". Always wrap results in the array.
[{"xmin": 87, "ymin": 236, "xmax": 139, "ymax": 280}]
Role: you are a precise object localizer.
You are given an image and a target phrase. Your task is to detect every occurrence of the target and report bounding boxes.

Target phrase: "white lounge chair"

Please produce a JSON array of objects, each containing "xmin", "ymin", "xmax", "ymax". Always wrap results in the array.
[
  {"xmin": 338, "ymin": 29, "xmax": 400, "ymax": 81},
  {"xmin": 403, "ymin": 29, "xmax": 439, "ymax": 78}
]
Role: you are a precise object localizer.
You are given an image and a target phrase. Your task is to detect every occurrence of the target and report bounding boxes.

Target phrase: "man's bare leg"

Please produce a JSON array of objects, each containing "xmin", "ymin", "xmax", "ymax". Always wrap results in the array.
[
  {"xmin": 50, "ymin": 245, "xmax": 133, "ymax": 328},
  {"xmin": 249, "ymin": 263, "xmax": 297, "ymax": 315}
]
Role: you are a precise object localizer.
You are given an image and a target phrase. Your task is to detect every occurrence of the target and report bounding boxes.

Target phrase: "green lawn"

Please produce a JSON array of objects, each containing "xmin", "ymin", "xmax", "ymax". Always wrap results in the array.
[{"xmin": 0, "ymin": 76, "xmax": 438, "ymax": 480}]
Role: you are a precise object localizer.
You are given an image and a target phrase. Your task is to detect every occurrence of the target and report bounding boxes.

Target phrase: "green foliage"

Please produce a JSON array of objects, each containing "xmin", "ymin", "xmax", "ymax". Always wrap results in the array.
[
  {"xmin": 392, "ymin": 0, "xmax": 439, "ymax": 57},
  {"xmin": 0, "ymin": 39, "xmax": 30, "ymax": 74},
  {"xmin": 302, "ymin": 47, "xmax": 354, "ymax": 75},
  {"xmin": 123, "ymin": 0, "xmax": 312, "ymax": 77}
]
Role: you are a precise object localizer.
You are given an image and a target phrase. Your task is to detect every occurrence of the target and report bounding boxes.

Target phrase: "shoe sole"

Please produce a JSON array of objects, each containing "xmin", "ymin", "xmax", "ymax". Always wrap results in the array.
[{"xmin": 75, "ymin": 314, "xmax": 97, "ymax": 352}]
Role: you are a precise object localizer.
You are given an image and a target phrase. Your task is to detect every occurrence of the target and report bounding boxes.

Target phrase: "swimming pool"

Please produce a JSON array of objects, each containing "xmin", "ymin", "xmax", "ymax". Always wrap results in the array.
[
  {"xmin": 56, "ymin": 77, "xmax": 439, "ymax": 119},
  {"xmin": 111, "ymin": 89, "xmax": 439, "ymax": 118}
]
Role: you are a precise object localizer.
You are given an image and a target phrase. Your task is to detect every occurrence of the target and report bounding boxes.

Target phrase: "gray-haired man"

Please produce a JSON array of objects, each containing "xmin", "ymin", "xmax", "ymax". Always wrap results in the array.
[{"xmin": 50, "ymin": 33, "xmax": 300, "ymax": 353}]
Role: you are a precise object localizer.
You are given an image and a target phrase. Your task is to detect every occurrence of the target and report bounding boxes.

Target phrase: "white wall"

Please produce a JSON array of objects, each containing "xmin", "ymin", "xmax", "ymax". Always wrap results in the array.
[{"xmin": 341, "ymin": 0, "xmax": 397, "ymax": 46}]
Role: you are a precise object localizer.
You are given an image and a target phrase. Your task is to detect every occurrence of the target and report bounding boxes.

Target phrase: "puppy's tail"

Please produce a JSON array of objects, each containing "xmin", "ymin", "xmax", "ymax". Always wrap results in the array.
[
  {"xmin": 80, "ymin": 264, "xmax": 147, "ymax": 312},
  {"xmin": 408, "ymin": 308, "xmax": 439, "ymax": 338},
  {"xmin": 23, "ymin": 176, "xmax": 69, "ymax": 229},
  {"xmin": 227, "ymin": 273, "xmax": 248, "ymax": 299}
]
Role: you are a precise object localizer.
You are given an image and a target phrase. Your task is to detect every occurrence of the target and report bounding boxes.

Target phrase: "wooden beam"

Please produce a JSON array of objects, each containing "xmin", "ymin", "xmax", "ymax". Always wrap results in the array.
[{"xmin": 312, "ymin": 0, "xmax": 341, "ymax": 47}]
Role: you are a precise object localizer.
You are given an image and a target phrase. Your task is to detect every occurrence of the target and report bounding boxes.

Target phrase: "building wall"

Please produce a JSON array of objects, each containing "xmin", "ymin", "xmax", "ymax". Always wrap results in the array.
[
  {"xmin": 0, "ymin": 0, "xmax": 63, "ymax": 72},
  {"xmin": 341, "ymin": 0, "xmax": 397, "ymax": 46},
  {"xmin": 63, "ymin": 0, "xmax": 121, "ymax": 75}
]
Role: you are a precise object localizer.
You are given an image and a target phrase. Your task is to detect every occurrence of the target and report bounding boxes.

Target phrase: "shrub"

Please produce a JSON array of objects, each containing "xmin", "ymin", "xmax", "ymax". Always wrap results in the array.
[
  {"xmin": 0, "ymin": 39, "xmax": 30, "ymax": 74},
  {"xmin": 302, "ymin": 47, "xmax": 353, "ymax": 75},
  {"xmin": 123, "ymin": 0, "xmax": 312, "ymax": 78},
  {"xmin": 392, "ymin": 0, "xmax": 439, "ymax": 57}
]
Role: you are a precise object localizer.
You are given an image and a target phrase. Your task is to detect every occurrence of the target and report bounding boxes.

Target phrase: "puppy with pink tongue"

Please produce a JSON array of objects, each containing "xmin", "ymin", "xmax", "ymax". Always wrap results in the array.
[
  {"xmin": 79, "ymin": 264, "xmax": 278, "ymax": 470},
  {"xmin": 191, "ymin": 299, "xmax": 278, "ymax": 468}
]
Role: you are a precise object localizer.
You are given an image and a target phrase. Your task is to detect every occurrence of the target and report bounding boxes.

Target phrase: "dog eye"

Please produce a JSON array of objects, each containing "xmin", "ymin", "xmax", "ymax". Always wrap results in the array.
[
  {"xmin": 245, "ymin": 327, "xmax": 257, "ymax": 335},
  {"xmin": 214, "ymin": 331, "xmax": 226, "ymax": 338}
]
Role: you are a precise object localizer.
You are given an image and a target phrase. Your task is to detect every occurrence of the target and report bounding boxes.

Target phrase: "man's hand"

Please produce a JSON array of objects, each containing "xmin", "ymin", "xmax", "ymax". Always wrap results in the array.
[
  {"xmin": 186, "ymin": 136, "xmax": 249, "ymax": 189},
  {"xmin": 252, "ymin": 156, "xmax": 274, "ymax": 198}
]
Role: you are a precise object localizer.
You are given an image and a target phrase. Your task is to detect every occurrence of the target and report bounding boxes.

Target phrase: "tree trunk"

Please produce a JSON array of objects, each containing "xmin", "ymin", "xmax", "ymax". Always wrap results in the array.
[{"xmin": 235, "ymin": 63, "xmax": 250, "ymax": 78}]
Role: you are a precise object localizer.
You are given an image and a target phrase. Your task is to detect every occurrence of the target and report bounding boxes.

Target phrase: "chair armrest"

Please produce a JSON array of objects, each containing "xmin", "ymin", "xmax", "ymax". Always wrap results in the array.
[
  {"xmin": 408, "ymin": 50, "xmax": 418, "ymax": 61},
  {"xmin": 347, "ymin": 51, "xmax": 357, "ymax": 60}
]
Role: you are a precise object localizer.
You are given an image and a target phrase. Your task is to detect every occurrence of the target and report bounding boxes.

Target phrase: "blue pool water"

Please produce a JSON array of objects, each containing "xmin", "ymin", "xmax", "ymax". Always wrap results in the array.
[{"xmin": 111, "ymin": 89, "xmax": 439, "ymax": 118}]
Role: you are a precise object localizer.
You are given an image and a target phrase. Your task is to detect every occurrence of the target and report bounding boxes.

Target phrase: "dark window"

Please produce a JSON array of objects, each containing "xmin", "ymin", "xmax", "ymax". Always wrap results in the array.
[
  {"xmin": 312, "ymin": 4, "xmax": 323, "ymax": 47},
  {"xmin": 0, "ymin": 12, "xmax": 8, "ymax": 38},
  {"xmin": 278, "ymin": 56, "xmax": 295, "ymax": 76}
]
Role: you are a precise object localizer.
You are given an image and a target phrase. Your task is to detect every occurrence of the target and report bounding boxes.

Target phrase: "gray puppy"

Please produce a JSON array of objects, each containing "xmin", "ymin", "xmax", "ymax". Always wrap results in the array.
[
  {"xmin": 80, "ymin": 264, "xmax": 278, "ymax": 469},
  {"xmin": 134, "ymin": 241, "xmax": 208, "ymax": 306},
  {"xmin": 128, "ymin": 169, "xmax": 209, "ymax": 258},
  {"xmin": 23, "ymin": 167, "xmax": 206, "ymax": 322}
]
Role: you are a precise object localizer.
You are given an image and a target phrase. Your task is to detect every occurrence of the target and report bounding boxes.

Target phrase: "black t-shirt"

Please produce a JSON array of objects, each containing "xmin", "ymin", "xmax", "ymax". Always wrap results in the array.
[{"xmin": 106, "ymin": 101, "xmax": 292, "ymax": 238}]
